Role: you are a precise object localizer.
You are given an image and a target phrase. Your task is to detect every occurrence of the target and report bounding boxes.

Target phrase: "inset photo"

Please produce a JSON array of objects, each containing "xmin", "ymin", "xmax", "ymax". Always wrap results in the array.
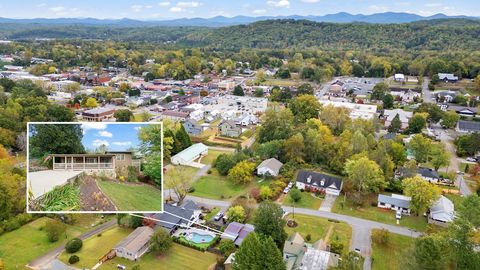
[{"xmin": 27, "ymin": 122, "xmax": 163, "ymax": 213}]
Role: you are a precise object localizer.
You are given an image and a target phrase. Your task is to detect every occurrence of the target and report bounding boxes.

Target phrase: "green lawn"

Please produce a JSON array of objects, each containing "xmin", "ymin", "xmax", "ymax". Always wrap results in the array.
[
  {"xmin": 102, "ymin": 243, "xmax": 218, "ymax": 270},
  {"xmin": 205, "ymin": 207, "xmax": 220, "ymax": 220},
  {"xmin": 201, "ymin": 149, "xmax": 231, "ymax": 165},
  {"xmin": 59, "ymin": 226, "xmax": 132, "ymax": 269},
  {"xmin": 283, "ymin": 191, "xmax": 323, "ymax": 210},
  {"xmin": 97, "ymin": 180, "xmax": 162, "ymax": 211},
  {"xmin": 0, "ymin": 217, "xmax": 87, "ymax": 270},
  {"xmin": 371, "ymin": 230, "xmax": 415, "ymax": 270},
  {"xmin": 284, "ymin": 214, "xmax": 352, "ymax": 254},
  {"xmin": 332, "ymin": 194, "xmax": 428, "ymax": 232},
  {"xmin": 191, "ymin": 171, "xmax": 245, "ymax": 200},
  {"xmin": 133, "ymin": 112, "xmax": 153, "ymax": 122},
  {"xmin": 263, "ymin": 78, "xmax": 300, "ymax": 87}
]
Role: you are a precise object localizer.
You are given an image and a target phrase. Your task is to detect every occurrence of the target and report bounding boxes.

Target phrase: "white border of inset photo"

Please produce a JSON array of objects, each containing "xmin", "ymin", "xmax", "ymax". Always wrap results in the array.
[{"xmin": 26, "ymin": 121, "xmax": 164, "ymax": 214}]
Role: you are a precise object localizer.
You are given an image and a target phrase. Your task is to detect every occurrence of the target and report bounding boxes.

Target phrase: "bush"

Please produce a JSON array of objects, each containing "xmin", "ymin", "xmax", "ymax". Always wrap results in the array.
[
  {"xmin": 15, "ymin": 213, "xmax": 33, "ymax": 226},
  {"xmin": 68, "ymin": 255, "xmax": 80, "ymax": 264},
  {"xmin": 65, "ymin": 238, "xmax": 83, "ymax": 253},
  {"xmin": 127, "ymin": 166, "xmax": 139, "ymax": 182},
  {"xmin": 218, "ymin": 239, "xmax": 236, "ymax": 257},
  {"xmin": 372, "ymin": 229, "xmax": 390, "ymax": 246},
  {"xmin": 329, "ymin": 239, "xmax": 344, "ymax": 254},
  {"xmin": 305, "ymin": 234, "xmax": 311, "ymax": 242},
  {"xmin": 45, "ymin": 219, "xmax": 66, "ymax": 242},
  {"xmin": 289, "ymin": 188, "xmax": 302, "ymax": 203},
  {"xmin": 150, "ymin": 229, "xmax": 173, "ymax": 255},
  {"xmin": 4, "ymin": 219, "xmax": 20, "ymax": 232}
]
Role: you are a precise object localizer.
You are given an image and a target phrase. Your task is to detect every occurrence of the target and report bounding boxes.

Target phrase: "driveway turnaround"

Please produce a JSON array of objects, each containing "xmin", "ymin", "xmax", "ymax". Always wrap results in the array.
[{"xmin": 29, "ymin": 170, "xmax": 83, "ymax": 199}]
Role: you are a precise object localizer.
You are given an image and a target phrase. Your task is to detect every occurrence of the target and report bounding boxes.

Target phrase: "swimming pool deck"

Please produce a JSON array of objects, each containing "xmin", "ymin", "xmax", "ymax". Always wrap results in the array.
[{"xmin": 29, "ymin": 170, "xmax": 83, "ymax": 199}]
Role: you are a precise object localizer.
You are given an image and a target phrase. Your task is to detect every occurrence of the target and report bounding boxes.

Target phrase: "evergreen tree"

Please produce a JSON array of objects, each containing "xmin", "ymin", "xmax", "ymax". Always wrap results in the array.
[
  {"xmin": 233, "ymin": 85, "xmax": 245, "ymax": 96},
  {"xmin": 175, "ymin": 125, "xmax": 192, "ymax": 151},
  {"xmin": 388, "ymin": 114, "xmax": 402, "ymax": 133},
  {"xmin": 233, "ymin": 233, "xmax": 285, "ymax": 270}
]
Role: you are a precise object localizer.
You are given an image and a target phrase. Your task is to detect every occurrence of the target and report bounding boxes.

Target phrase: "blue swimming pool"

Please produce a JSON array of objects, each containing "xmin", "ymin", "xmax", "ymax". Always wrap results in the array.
[{"xmin": 188, "ymin": 232, "xmax": 214, "ymax": 244}]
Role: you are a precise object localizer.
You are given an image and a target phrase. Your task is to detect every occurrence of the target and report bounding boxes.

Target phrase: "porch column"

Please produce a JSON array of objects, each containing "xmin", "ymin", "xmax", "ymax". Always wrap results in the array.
[
  {"xmin": 65, "ymin": 155, "xmax": 67, "ymax": 170},
  {"xmin": 71, "ymin": 156, "xmax": 74, "ymax": 170},
  {"xmin": 52, "ymin": 156, "xmax": 55, "ymax": 170},
  {"xmin": 83, "ymin": 156, "xmax": 86, "ymax": 170},
  {"xmin": 98, "ymin": 156, "xmax": 100, "ymax": 169}
]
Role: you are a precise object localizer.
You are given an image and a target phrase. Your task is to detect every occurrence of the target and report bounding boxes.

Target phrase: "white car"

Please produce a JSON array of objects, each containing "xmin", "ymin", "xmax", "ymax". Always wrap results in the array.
[
  {"xmin": 466, "ymin": 157, "xmax": 477, "ymax": 162},
  {"xmin": 117, "ymin": 265, "xmax": 126, "ymax": 270},
  {"xmin": 283, "ymin": 187, "xmax": 290, "ymax": 194}
]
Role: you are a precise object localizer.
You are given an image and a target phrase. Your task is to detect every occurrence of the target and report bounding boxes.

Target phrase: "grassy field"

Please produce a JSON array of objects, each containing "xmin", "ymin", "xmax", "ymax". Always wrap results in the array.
[
  {"xmin": 284, "ymin": 214, "xmax": 352, "ymax": 254},
  {"xmin": 97, "ymin": 180, "xmax": 162, "ymax": 211},
  {"xmin": 164, "ymin": 165, "xmax": 200, "ymax": 186},
  {"xmin": 191, "ymin": 171, "xmax": 245, "ymax": 200},
  {"xmin": 100, "ymin": 243, "xmax": 218, "ymax": 270},
  {"xmin": 200, "ymin": 149, "xmax": 231, "ymax": 165},
  {"xmin": 283, "ymin": 191, "xmax": 323, "ymax": 210},
  {"xmin": 332, "ymin": 194, "xmax": 428, "ymax": 232},
  {"xmin": 371, "ymin": 230, "xmax": 415, "ymax": 270},
  {"xmin": 133, "ymin": 112, "xmax": 153, "ymax": 122},
  {"xmin": 59, "ymin": 226, "xmax": 132, "ymax": 269},
  {"xmin": 0, "ymin": 217, "xmax": 91, "ymax": 270},
  {"xmin": 263, "ymin": 78, "xmax": 300, "ymax": 87}
]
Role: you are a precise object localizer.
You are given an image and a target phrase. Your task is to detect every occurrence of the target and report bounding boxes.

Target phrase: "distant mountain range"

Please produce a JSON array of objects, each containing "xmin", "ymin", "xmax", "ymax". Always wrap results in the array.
[{"xmin": 0, "ymin": 12, "xmax": 478, "ymax": 27}]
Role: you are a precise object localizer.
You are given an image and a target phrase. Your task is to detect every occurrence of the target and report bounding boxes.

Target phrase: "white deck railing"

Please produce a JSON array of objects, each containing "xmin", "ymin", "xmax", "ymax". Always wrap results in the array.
[{"xmin": 53, "ymin": 163, "xmax": 114, "ymax": 170}]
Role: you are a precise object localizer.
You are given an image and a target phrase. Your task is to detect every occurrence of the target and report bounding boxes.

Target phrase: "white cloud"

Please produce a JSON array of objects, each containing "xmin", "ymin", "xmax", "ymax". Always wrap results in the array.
[
  {"xmin": 367, "ymin": 5, "xmax": 389, "ymax": 12},
  {"xmin": 112, "ymin": 141, "xmax": 132, "ymax": 147},
  {"xmin": 169, "ymin": 6, "xmax": 184, "ymax": 12},
  {"xmin": 169, "ymin": 2, "xmax": 201, "ymax": 13},
  {"xmin": 37, "ymin": 3, "xmax": 47, "ymax": 8},
  {"xmin": 49, "ymin": 6, "xmax": 65, "ymax": 13},
  {"xmin": 425, "ymin": 3, "xmax": 442, "ymax": 7},
  {"xmin": 301, "ymin": 0, "xmax": 320, "ymax": 3},
  {"xmin": 131, "ymin": 5, "xmax": 144, "ymax": 12},
  {"xmin": 177, "ymin": 1, "xmax": 200, "ymax": 8},
  {"xmin": 92, "ymin": 139, "xmax": 109, "ymax": 147},
  {"xmin": 98, "ymin": 131, "xmax": 113, "ymax": 138},
  {"xmin": 253, "ymin": 9, "xmax": 267, "ymax": 15},
  {"xmin": 267, "ymin": 0, "xmax": 290, "ymax": 8},
  {"xmin": 159, "ymin": 1, "xmax": 171, "ymax": 7},
  {"xmin": 81, "ymin": 123, "xmax": 107, "ymax": 134}
]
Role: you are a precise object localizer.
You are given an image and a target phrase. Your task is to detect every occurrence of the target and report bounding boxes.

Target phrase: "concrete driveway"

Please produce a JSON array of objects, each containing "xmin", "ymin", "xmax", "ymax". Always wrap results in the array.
[
  {"xmin": 29, "ymin": 170, "xmax": 83, "ymax": 199},
  {"xmin": 319, "ymin": 194, "xmax": 337, "ymax": 212}
]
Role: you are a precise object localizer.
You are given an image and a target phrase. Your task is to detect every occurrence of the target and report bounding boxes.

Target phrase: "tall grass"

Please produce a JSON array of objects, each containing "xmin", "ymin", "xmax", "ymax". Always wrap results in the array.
[{"xmin": 38, "ymin": 184, "xmax": 80, "ymax": 211}]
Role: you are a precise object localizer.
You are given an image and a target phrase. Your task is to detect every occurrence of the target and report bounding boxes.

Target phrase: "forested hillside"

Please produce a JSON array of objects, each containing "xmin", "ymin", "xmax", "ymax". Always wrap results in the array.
[
  {"xmin": 1, "ymin": 19, "xmax": 480, "ymax": 52},
  {"xmin": 179, "ymin": 19, "xmax": 480, "ymax": 51}
]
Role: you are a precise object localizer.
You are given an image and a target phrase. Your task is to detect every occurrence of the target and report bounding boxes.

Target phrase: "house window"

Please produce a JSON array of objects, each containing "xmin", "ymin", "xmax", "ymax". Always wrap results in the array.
[
  {"xmin": 116, "ymin": 154, "xmax": 125, "ymax": 161},
  {"xmin": 86, "ymin": 157, "xmax": 97, "ymax": 163}
]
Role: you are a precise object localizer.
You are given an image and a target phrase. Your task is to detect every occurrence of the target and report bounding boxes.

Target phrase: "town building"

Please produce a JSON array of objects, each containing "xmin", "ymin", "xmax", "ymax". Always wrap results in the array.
[
  {"xmin": 170, "ymin": 143, "xmax": 208, "ymax": 167},
  {"xmin": 218, "ymin": 120, "xmax": 242, "ymax": 137},
  {"xmin": 318, "ymin": 100, "xmax": 378, "ymax": 120},
  {"xmin": 82, "ymin": 107, "xmax": 116, "ymax": 122},
  {"xmin": 183, "ymin": 119, "xmax": 203, "ymax": 136}
]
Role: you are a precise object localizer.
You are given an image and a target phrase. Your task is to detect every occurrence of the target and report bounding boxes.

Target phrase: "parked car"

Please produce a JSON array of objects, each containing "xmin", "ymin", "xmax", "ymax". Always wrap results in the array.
[
  {"xmin": 287, "ymin": 182, "xmax": 294, "ymax": 188},
  {"xmin": 283, "ymin": 187, "xmax": 290, "ymax": 194},
  {"xmin": 466, "ymin": 157, "xmax": 477, "ymax": 162},
  {"xmin": 214, "ymin": 211, "xmax": 224, "ymax": 221},
  {"xmin": 117, "ymin": 265, "xmax": 126, "ymax": 270},
  {"xmin": 395, "ymin": 211, "xmax": 402, "ymax": 220}
]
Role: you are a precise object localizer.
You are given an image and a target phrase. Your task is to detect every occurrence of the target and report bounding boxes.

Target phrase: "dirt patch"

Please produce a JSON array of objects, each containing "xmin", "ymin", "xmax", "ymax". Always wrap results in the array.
[{"xmin": 79, "ymin": 176, "xmax": 117, "ymax": 211}]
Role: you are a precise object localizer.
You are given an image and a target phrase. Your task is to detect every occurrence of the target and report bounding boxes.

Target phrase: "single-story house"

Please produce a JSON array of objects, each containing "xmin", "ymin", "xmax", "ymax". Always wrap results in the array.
[
  {"xmin": 218, "ymin": 120, "xmax": 242, "ymax": 137},
  {"xmin": 456, "ymin": 120, "xmax": 480, "ymax": 133},
  {"xmin": 394, "ymin": 73, "xmax": 405, "ymax": 82},
  {"xmin": 417, "ymin": 167, "xmax": 440, "ymax": 183},
  {"xmin": 428, "ymin": 195, "xmax": 455, "ymax": 227},
  {"xmin": 257, "ymin": 158, "xmax": 283, "ymax": 177},
  {"xmin": 383, "ymin": 109, "xmax": 413, "ymax": 130},
  {"xmin": 82, "ymin": 107, "xmax": 115, "ymax": 122},
  {"xmin": 447, "ymin": 105, "xmax": 477, "ymax": 117},
  {"xmin": 295, "ymin": 170, "xmax": 343, "ymax": 196},
  {"xmin": 183, "ymin": 118, "xmax": 203, "ymax": 136},
  {"xmin": 283, "ymin": 232, "xmax": 339, "ymax": 270},
  {"xmin": 50, "ymin": 153, "xmax": 117, "ymax": 178},
  {"xmin": 106, "ymin": 151, "xmax": 141, "ymax": 170},
  {"xmin": 161, "ymin": 110, "xmax": 189, "ymax": 122},
  {"xmin": 114, "ymin": 226, "xmax": 154, "ymax": 261},
  {"xmin": 148, "ymin": 200, "xmax": 201, "ymax": 234},
  {"xmin": 220, "ymin": 222, "xmax": 255, "ymax": 246},
  {"xmin": 377, "ymin": 194, "xmax": 411, "ymax": 215},
  {"xmin": 170, "ymin": 143, "xmax": 208, "ymax": 166},
  {"xmin": 438, "ymin": 73, "xmax": 459, "ymax": 82}
]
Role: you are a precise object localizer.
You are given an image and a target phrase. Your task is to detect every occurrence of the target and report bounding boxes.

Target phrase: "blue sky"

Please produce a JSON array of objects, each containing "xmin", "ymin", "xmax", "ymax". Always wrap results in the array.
[
  {"xmin": 0, "ymin": 1, "xmax": 478, "ymax": 19},
  {"xmin": 80, "ymin": 123, "xmax": 147, "ymax": 152}
]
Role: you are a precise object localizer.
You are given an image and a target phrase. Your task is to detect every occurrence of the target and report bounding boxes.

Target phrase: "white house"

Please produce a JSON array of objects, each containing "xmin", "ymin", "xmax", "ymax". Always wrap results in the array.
[
  {"xmin": 257, "ymin": 158, "xmax": 283, "ymax": 177},
  {"xmin": 295, "ymin": 170, "xmax": 343, "ymax": 196},
  {"xmin": 377, "ymin": 194, "xmax": 411, "ymax": 215},
  {"xmin": 114, "ymin": 226, "xmax": 154, "ymax": 261},
  {"xmin": 318, "ymin": 100, "xmax": 377, "ymax": 120},
  {"xmin": 170, "ymin": 143, "xmax": 208, "ymax": 166},
  {"xmin": 438, "ymin": 73, "xmax": 458, "ymax": 82},
  {"xmin": 394, "ymin": 73, "xmax": 405, "ymax": 82},
  {"xmin": 428, "ymin": 196, "xmax": 455, "ymax": 227}
]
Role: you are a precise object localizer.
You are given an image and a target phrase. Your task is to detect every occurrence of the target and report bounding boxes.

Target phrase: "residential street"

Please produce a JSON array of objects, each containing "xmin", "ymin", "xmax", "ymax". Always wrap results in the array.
[
  {"xmin": 183, "ymin": 194, "xmax": 421, "ymax": 270},
  {"xmin": 422, "ymin": 76, "xmax": 433, "ymax": 103},
  {"xmin": 27, "ymin": 219, "xmax": 117, "ymax": 270}
]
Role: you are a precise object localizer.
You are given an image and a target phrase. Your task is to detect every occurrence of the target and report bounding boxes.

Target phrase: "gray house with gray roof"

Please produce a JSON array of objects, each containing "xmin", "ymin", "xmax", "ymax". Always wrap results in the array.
[{"xmin": 377, "ymin": 194, "xmax": 411, "ymax": 214}]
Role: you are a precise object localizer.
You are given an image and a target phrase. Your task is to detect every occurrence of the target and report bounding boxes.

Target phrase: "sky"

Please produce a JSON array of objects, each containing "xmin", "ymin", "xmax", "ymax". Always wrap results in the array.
[
  {"xmin": 0, "ymin": 1, "xmax": 478, "ymax": 19},
  {"xmin": 80, "ymin": 123, "xmax": 149, "ymax": 152}
]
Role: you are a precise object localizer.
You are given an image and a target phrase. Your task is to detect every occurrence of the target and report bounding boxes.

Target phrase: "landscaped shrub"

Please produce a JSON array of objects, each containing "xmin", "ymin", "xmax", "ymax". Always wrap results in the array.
[
  {"xmin": 4, "ymin": 219, "xmax": 20, "ymax": 232},
  {"xmin": 329, "ymin": 239, "xmax": 344, "ymax": 254},
  {"xmin": 45, "ymin": 219, "xmax": 66, "ymax": 242},
  {"xmin": 15, "ymin": 213, "xmax": 33, "ymax": 226},
  {"xmin": 68, "ymin": 255, "xmax": 80, "ymax": 264},
  {"xmin": 372, "ymin": 229, "xmax": 390, "ymax": 246},
  {"xmin": 65, "ymin": 238, "xmax": 83, "ymax": 253},
  {"xmin": 127, "ymin": 166, "xmax": 139, "ymax": 182},
  {"xmin": 305, "ymin": 234, "xmax": 311, "ymax": 242}
]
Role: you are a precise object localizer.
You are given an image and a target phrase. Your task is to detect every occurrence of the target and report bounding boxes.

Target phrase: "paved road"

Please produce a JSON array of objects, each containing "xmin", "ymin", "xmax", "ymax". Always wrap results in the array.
[
  {"xmin": 422, "ymin": 76, "xmax": 433, "ymax": 103},
  {"xmin": 182, "ymin": 194, "xmax": 421, "ymax": 270},
  {"xmin": 207, "ymin": 146, "xmax": 235, "ymax": 152},
  {"xmin": 28, "ymin": 219, "xmax": 117, "ymax": 270},
  {"xmin": 317, "ymin": 78, "xmax": 338, "ymax": 97}
]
